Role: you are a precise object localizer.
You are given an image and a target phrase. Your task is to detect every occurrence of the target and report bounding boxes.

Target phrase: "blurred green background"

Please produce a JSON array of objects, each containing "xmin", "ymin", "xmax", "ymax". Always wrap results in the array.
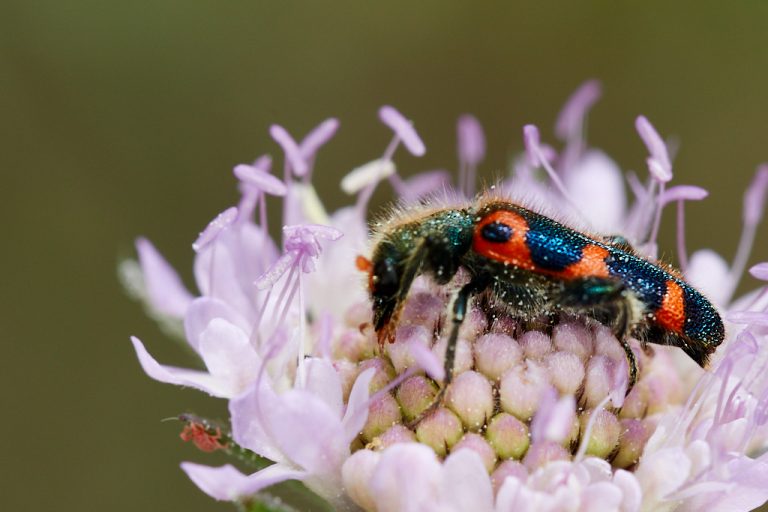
[{"xmin": 3, "ymin": 2, "xmax": 768, "ymax": 511}]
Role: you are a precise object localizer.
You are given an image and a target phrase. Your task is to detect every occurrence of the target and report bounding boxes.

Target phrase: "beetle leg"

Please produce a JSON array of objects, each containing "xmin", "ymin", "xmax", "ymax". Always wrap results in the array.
[
  {"xmin": 407, "ymin": 275, "xmax": 489, "ymax": 426},
  {"xmin": 443, "ymin": 276, "xmax": 491, "ymax": 384},
  {"xmin": 553, "ymin": 277, "xmax": 639, "ymax": 394},
  {"xmin": 611, "ymin": 296, "xmax": 638, "ymax": 393}
]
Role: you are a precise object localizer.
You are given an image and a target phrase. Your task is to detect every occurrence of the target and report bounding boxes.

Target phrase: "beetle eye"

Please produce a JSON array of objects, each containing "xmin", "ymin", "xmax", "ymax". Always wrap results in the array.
[
  {"xmin": 481, "ymin": 221, "xmax": 513, "ymax": 243},
  {"xmin": 373, "ymin": 257, "xmax": 399, "ymax": 297}
]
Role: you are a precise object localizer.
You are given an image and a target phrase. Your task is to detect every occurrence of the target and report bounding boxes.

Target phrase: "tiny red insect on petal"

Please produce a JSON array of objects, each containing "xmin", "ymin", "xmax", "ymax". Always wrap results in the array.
[{"xmin": 180, "ymin": 422, "xmax": 226, "ymax": 453}]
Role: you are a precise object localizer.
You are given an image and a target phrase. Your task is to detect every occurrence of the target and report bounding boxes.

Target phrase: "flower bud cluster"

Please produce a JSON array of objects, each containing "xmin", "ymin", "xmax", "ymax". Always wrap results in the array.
[{"xmin": 332, "ymin": 283, "xmax": 683, "ymax": 478}]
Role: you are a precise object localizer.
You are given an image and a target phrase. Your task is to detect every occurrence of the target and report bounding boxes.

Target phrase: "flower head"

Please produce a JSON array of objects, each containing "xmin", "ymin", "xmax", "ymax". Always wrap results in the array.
[{"xmin": 125, "ymin": 82, "xmax": 768, "ymax": 511}]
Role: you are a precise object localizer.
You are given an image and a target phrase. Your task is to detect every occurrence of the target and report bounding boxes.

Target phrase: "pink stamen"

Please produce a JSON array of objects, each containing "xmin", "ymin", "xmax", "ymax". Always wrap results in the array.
[
  {"xmin": 250, "ymin": 263, "xmax": 296, "ymax": 349},
  {"xmin": 523, "ymin": 124, "xmax": 584, "ymax": 218},
  {"xmin": 635, "ymin": 115, "xmax": 672, "ymax": 183},
  {"xmin": 750, "ymin": 263, "xmax": 768, "ymax": 281},
  {"xmin": 379, "ymin": 106, "xmax": 426, "ymax": 157},
  {"xmin": 382, "ymin": 134, "xmax": 401, "ymax": 162},
  {"xmin": 633, "ymin": 178, "xmax": 658, "ymax": 242},
  {"xmin": 362, "ymin": 367, "xmax": 419, "ymax": 418},
  {"xmin": 352, "ymin": 133, "xmax": 403, "ymax": 215},
  {"xmin": 556, "ymin": 80, "xmax": 602, "ymax": 174},
  {"xmin": 712, "ymin": 358, "xmax": 734, "ymax": 428},
  {"xmin": 192, "ymin": 207, "xmax": 238, "ymax": 253},
  {"xmin": 270, "ymin": 124, "xmax": 308, "ymax": 177},
  {"xmin": 555, "ymin": 79, "xmax": 602, "ymax": 141},
  {"xmin": 250, "ymin": 285, "xmax": 273, "ymax": 348},
  {"xmin": 271, "ymin": 270, "xmax": 301, "ymax": 344},
  {"xmin": 299, "ymin": 118, "xmax": 340, "ymax": 169},
  {"xmin": 192, "ymin": 207, "xmax": 238, "ymax": 299},
  {"xmin": 259, "ymin": 193, "xmax": 268, "ymax": 236},
  {"xmin": 299, "ymin": 119, "xmax": 340, "ymax": 182},
  {"xmin": 658, "ymin": 185, "xmax": 709, "ymax": 270},
  {"xmin": 727, "ymin": 166, "xmax": 768, "ymax": 302},
  {"xmin": 457, "ymin": 114, "xmax": 485, "ymax": 197},
  {"xmin": 646, "ymin": 182, "xmax": 666, "ymax": 250},
  {"xmin": 296, "ymin": 272, "xmax": 306, "ymax": 387},
  {"xmin": 676, "ymin": 201, "xmax": 688, "ymax": 270},
  {"xmin": 408, "ymin": 338, "xmax": 444, "ymax": 382},
  {"xmin": 627, "ymin": 171, "xmax": 648, "ymax": 202}
]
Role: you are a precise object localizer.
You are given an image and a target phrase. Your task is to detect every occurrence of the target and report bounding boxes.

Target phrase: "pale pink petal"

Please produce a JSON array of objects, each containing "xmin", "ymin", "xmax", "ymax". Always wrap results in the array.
[
  {"xmin": 342, "ymin": 368, "xmax": 376, "ymax": 442},
  {"xmin": 369, "ymin": 443, "xmax": 441, "ymax": 512},
  {"xmin": 193, "ymin": 222, "xmax": 278, "ymax": 306},
  {"xmin": 379, "ymin": 106, "xmax": 426, "ymax": 157},
  {"xmin": 183, "ymin": 297, "xmax": 251, "ymax": 353},
  {"xmin": 523, "ymin": 124, "xmax": 541, "ymax": 167},
  {"xmin": 634, "ymin": 447, "xmax": 691, "ymax": 506},
  {"xmin": 342, "ymin": 449, "xmax": 381, "ymax": 511},
  {"xmin": 729, "ymin": 287, "xmax": 765, "ymax": 314},
  {"xmin": 135, "ymin": 237, "xmax": 194, "ymax": 318},
  {"xmin": 193, "ymin": 236, "xmax": 254, "ymax": 318},
  {"xmin": 270, "ymin": 124, "xmax": 308, "ymax": 176},
  {"xmin": 626, "ymin": 171, "xmax": 648, "ymax": 202},
  {"xmin": 229, "ymin": 379, "xmax": 286, "ymax": 463},
  {"xmin": 233, "ymin": 164, "xmax": 287, "ymax": 196},
  {"xmin": 441, "ymin": 449, "xmax": 494, "ymax": 512},
  {"xmin": 267, "ymin": 390, "xmax": 347, "ymax": 471},
  {"xmin": 608, "ymin": 356, "xmax": 629, "ymax": 408},
  {"xmin": 130, "ymin": 336, "xmax": 228, "ymax": 397},
  {"xmin": 302, "ymin": 358, "xmax": 343, "ymax": 418},
  {"xmin": 754, "ymin": 389, "xmax": 768, "ymax": 427},
  {"xmin": 685, "ymin": 249, "xmax": 732, "ymax": 306},
  {"xmin": 401, "ymin": 170, "xmax": 451, "ymax": 202},
  {"xmin": 579, "ymin": 482, "xmax": 623, "ymax": 512},
  {"xmin": 531, "ymin": 389, "xmax": 576, "ymax": 444},
  {"xmin": 198, "ymin": 318, "xmax": 260, "ymax": 393},
  {"xmin": 727, "ymin": 311, "xmax": 768, "ymax": 326},
  {"xmin": 555, "ymin": 79, "xmax": 602, "ymax": 140},
  {"xmin": 300, "ymin": 118, "xmax": 340, "ymax": 159},
  {"xmin": 457, "ymin": 114, "xmax": 485, "ymax": 166},
  {"xmin": 680, "ymin": 457, "xmax": 768, "ymax": 512},
  {"xmin": 192, "ymin": 207, "xmax": 238, "ymax": 252},
  {"xmin": 495, "ymin": 477, "xmax": 535, "ymax": 512},
  {"xmin": 564, "ymin": 150, "xmax": 626, "ymax": 232},
  {"xmin": 612, "ymin": 469, "xmax": 642, "ymax": 512},
  {"xmin": 635, "ymin": 116, "xmax": 672, "ymax": 182},
  {"xmin": 180, "ymin": 462, "xmax": 306, "ymax": 501},
  {"xmin": 579, "ymin": 457, "xmax": 613, "ymax": 483}
]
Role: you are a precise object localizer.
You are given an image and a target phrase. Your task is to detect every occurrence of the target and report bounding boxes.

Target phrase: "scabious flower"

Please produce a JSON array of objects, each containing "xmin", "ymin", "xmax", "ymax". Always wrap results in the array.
[{"xmin": 124, "ymin": 84, "xmax": 768, "ymax": 512}]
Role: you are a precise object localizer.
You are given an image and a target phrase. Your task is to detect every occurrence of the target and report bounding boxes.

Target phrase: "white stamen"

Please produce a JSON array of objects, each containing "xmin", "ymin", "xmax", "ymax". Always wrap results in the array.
[{"xmin": 575, "ymin": 394, "xmax": 612, "ymax": 462}]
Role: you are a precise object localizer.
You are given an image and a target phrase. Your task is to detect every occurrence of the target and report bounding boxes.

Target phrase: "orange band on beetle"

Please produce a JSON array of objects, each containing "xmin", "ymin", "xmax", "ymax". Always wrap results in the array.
[
  {"xmin": 656, "ymin": 280, "xmax": 686, "ymax": 333},
  {"xmin": 555, "ymin": 244, "xmax": 610, "ymax": 279},
  {"xmin": 472, "ymin": 210, "xmax": 535, "ymax": 271}
]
